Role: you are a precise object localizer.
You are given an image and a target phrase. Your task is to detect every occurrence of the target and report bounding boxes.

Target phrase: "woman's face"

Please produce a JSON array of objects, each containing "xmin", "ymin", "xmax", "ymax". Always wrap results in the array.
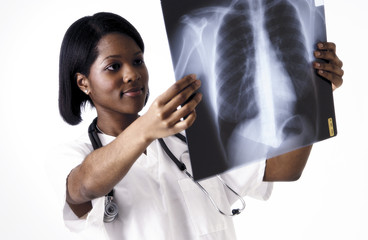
[{"xmin": 85, "ymin": 33, "xmax": 149, "ymax": 118}]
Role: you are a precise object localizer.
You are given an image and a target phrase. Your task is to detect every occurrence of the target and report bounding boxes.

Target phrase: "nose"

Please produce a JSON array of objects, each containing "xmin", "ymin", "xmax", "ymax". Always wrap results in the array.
[{"xmin": 123, "ymin": 64, "xmax": 141, "ymax": 83}]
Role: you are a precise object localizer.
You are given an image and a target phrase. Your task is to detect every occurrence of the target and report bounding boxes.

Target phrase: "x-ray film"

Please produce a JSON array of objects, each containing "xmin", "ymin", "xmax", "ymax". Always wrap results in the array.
[{"xmin": 161, "ymin": 0, "xmax": 337, "ymax": 180}]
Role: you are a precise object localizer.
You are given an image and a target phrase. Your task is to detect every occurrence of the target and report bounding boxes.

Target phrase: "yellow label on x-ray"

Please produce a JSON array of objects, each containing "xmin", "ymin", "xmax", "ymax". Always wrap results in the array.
[{"xmin": 328, "ymin": 118, "xmax": 334, "ymax": 137}]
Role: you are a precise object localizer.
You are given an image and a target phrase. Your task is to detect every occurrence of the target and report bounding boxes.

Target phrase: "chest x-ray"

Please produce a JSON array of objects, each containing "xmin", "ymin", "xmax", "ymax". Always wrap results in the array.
[{"xmin": 161, "ymin": 0, "xmax": 337, "ymax": 180}]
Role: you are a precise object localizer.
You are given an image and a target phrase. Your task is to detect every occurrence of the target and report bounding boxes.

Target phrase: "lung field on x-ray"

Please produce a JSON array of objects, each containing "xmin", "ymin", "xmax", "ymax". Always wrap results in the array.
[
  {"xmin": 161, "ymin": 0, "xmax": 327, "ymax": 178},
  {"xmin": 214, "ymin": 0, "xmax": 317, "ymax": 155},
  {"xmin": 215, "ymin": 1, "xmax": 258, "ymax": 148},
  {"xmin": 263, "ymin": 0, "xmax": 316, "ymax": 141}
]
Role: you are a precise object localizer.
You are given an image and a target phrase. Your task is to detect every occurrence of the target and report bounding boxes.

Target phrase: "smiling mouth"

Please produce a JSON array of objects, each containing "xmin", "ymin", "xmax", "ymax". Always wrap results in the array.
[{"xmin": 120, "ymin": 87, "xmax": 144, "ymax": 98}]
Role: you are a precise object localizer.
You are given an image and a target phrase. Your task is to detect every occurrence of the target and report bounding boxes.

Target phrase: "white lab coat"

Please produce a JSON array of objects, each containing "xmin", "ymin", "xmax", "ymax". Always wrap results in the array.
[{"xmin": 51, "ymin": 132, "xmax": 272, "ymax": 240}]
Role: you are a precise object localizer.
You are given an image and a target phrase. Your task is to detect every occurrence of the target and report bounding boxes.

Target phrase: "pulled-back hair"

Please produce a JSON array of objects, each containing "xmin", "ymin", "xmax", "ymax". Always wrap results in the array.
[{"xmin": 58, "ymin": 12, "xmax": 144, "ymax": 125}]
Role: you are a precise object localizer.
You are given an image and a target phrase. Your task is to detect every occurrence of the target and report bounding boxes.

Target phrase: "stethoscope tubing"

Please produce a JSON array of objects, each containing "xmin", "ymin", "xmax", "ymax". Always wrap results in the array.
[
  {"xmin": 159, "ymin": 138, "xmax": 246, "ymax": 217},
  {"xmin": 88, "ymin": 117, "xmax": 246, "ymax": 218}
]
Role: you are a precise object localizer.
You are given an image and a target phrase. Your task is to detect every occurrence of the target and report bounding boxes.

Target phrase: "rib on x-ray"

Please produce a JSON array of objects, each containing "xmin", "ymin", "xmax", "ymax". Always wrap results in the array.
[
  {"xmin": 215, "ymin": 1, "xmax": 258, "ymax": 149},
  {"xmin": 161, "ymin": 0, "xmax": 336, "ymax": 180}
]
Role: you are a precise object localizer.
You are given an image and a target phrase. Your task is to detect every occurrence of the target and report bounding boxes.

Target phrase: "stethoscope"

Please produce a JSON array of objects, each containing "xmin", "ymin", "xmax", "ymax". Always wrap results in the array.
[{"xmin": 88, "ymin": 117, "xmax": 246, "ymax": 222}]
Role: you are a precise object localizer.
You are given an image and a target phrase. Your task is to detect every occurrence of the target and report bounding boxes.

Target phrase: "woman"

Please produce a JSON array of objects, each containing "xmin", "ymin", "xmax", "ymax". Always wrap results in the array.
[{"xmin": 57, "ymin": 12, "xmax": 343, "ymax": 239}]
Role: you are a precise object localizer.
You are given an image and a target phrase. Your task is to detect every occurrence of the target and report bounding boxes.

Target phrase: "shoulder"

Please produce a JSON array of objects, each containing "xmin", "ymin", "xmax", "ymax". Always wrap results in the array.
[
  {"xmin": 58, "ymin": 132, "xmax": 93, "ymax": 158},
  {"xmin": 45, "ymin": 132, "xmax": 94, "ymax": 204},
  {"xmin": 48, "ymin": 132, "xmax": 93, "ymax": 184}
]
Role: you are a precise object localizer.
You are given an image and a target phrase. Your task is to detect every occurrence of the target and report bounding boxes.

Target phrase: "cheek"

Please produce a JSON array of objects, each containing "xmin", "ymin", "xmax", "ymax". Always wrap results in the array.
[
  {"xmin": 99, "ymin": 80, "xmax": 117, "ymax": 92},
  {"xmin": 91, "ymin": 74, "xmax": 121, "ymax": 93},
  {"xmin": 142, "ymin": 68, "xmax": 149, "ymax": 85}
]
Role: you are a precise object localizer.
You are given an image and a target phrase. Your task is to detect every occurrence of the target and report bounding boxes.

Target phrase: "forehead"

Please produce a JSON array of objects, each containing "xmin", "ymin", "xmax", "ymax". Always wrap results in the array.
[{"xmin": 96, "ymin": 33, "xmax": 141, "ymax": 57}]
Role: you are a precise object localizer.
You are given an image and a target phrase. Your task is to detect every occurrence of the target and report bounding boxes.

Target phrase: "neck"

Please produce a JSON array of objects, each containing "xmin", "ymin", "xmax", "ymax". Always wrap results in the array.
[{"xmin": 96, "ymin": 113, "xmax": 139, "ymax": 137}]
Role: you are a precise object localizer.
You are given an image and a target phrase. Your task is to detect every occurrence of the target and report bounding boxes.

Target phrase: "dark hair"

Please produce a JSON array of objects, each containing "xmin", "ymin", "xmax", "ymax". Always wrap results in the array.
[{"xmin": 58, "ymin": 12, "xmax": 145, "ymax": 125}]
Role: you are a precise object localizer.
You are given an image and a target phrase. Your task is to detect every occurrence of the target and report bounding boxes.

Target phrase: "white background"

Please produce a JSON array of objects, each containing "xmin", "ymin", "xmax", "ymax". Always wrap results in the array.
[{"xmin": 0, "ymin": 0, "xmax": 367, "ymax": 239}]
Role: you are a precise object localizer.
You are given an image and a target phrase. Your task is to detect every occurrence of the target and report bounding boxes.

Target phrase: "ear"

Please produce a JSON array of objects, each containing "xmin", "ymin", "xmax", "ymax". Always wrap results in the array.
[{"xmin": 76, "ymin": 73, "xmax": 90, "ymax": 94}]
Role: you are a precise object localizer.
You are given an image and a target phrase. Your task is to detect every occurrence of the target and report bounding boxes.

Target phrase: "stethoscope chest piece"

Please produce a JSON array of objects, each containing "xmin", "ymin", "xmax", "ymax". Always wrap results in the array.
[
  {"xmin": 88, "ymin": 118, "xmax": 245, "ymax": 220},
  {"xmin": 104, "ymin": 192, "xmax": 119, "ymax": 223}
]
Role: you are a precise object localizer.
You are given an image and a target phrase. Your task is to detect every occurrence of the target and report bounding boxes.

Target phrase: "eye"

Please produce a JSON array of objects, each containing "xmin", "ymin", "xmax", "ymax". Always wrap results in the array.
[
  {"xmin": 106, "ymin": 63, "xmax": 121, "ymax": 71},
  {"xmin": 133, "ymin": 58, "xmax": 144, "ymax": 66}
]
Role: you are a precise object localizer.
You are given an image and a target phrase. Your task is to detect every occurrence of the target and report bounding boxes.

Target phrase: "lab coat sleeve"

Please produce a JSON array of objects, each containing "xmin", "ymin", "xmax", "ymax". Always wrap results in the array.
[
  {"xmin": 46, "ymin": 135, "xmax": 108, "ymax": 239},
  {"xmin": 167, "ymin": 132, "xmax": 272, "ymax": 204},
  {"xmin": 166, "ymin": 133, "xmax": 272, "ymax": 204},
  {"xmin": 46, "ymin": 139, "xmax": 88, "ymax": 209},
  {"xmin": 220, "ymin": 159, "xmax": 273, "ymax": 205}
]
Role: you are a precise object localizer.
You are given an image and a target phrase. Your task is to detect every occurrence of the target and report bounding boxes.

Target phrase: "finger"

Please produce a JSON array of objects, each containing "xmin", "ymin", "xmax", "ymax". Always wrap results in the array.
[
  {"xmin": 164, "ymin": 79, "xmax": 201, "ymax": 113},
  {"xmin": 313, "ymin": 61, "xmax": 344, "ymax": 77},
  {"xmin": 314, "ymin": 50, "xmax": 343, "ymax": 68},
  {"xmin": 164, "ymin": 92, "xmax": 202, "ymax": 127},
  {"xmin": 172, "ymin": 92, "xmax": 202, "ymax": 120},
  {"xmin": 157, "ymin": 74, "xmax": 198, "ymax": 105},
  {"xmin": 316, "ymin": 69, "xmax": 343, "ymax": 90},
  {"xmin": 315, "ymin": 42, "xmax": 343, "ymax": 68},
  {"xmin": 159, "ymin": 108, "xmax": 198, "ymax": 136},
  {"xmin": 151, "ymin": 79, "xmax": 200, "ymax": 124},
  {"xmin": 317, "ymin": 42, "xmax": 336, "ymax": 52},
  {"xmin": 170, "ymin": 109, "xmax": 197, "ymax": 133}
]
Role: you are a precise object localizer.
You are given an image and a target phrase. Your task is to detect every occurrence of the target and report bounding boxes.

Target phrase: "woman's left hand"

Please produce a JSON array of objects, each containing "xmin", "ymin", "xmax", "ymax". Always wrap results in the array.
[{"xmin": 313, "ymin": 42, "xmax": 344, "ymax": 91}]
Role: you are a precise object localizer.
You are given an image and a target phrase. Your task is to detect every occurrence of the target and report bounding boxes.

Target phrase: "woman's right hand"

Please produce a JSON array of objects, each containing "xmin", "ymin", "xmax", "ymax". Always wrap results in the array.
[
  {"xmin": 66, "ymin": 74, "xmax": 201, "ymax": 214},
  {"xmin": 140, "ymin": 74, "xmax": 202, "ymax": 141}
]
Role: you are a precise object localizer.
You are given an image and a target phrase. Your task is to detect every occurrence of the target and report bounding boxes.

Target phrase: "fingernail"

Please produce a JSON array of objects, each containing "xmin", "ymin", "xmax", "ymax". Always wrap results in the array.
[
  {"xmin": 318, "ymin": 43, "xmax": 324, "ymax": 48},
  {"xmin": 195, "ymin": 92, "xmax": 202, "ymax": 98},
  {"xmin": 315, "ymin": 51, "xmax": 321, "ymax": 56},
  {"xmin": 314, "ymin": 62, "xmax": 321, "ymax": 67},
  {"xmin": 189, "ymin": 74, "xmax": 197, "ymax": 80},
  {"xmin": 319, "ymin": 70, "xmax": 324, "ymax": 74}
]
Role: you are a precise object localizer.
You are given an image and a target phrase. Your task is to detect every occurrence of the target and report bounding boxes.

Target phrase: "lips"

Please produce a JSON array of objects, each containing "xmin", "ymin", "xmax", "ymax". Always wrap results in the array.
[{"xmin": 121, "ymin": 87, "xmax": 144, "ymax": 98}]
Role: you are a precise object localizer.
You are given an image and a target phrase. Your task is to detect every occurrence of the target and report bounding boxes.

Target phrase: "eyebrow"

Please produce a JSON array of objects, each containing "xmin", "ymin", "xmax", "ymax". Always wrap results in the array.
[{"xmin": 101, "ymin": 51, "xmax": 143, "ymax": 64}]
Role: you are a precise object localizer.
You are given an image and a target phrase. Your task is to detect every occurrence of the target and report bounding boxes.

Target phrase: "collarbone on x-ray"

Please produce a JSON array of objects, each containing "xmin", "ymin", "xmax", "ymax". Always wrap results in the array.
[
  {"xmin": 176, "ymin": 0, "xmax": 318, "ymax": 145},
  {"xmin": 162, "ymin": 0, "xmax": 332, "ymax": 178}
]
